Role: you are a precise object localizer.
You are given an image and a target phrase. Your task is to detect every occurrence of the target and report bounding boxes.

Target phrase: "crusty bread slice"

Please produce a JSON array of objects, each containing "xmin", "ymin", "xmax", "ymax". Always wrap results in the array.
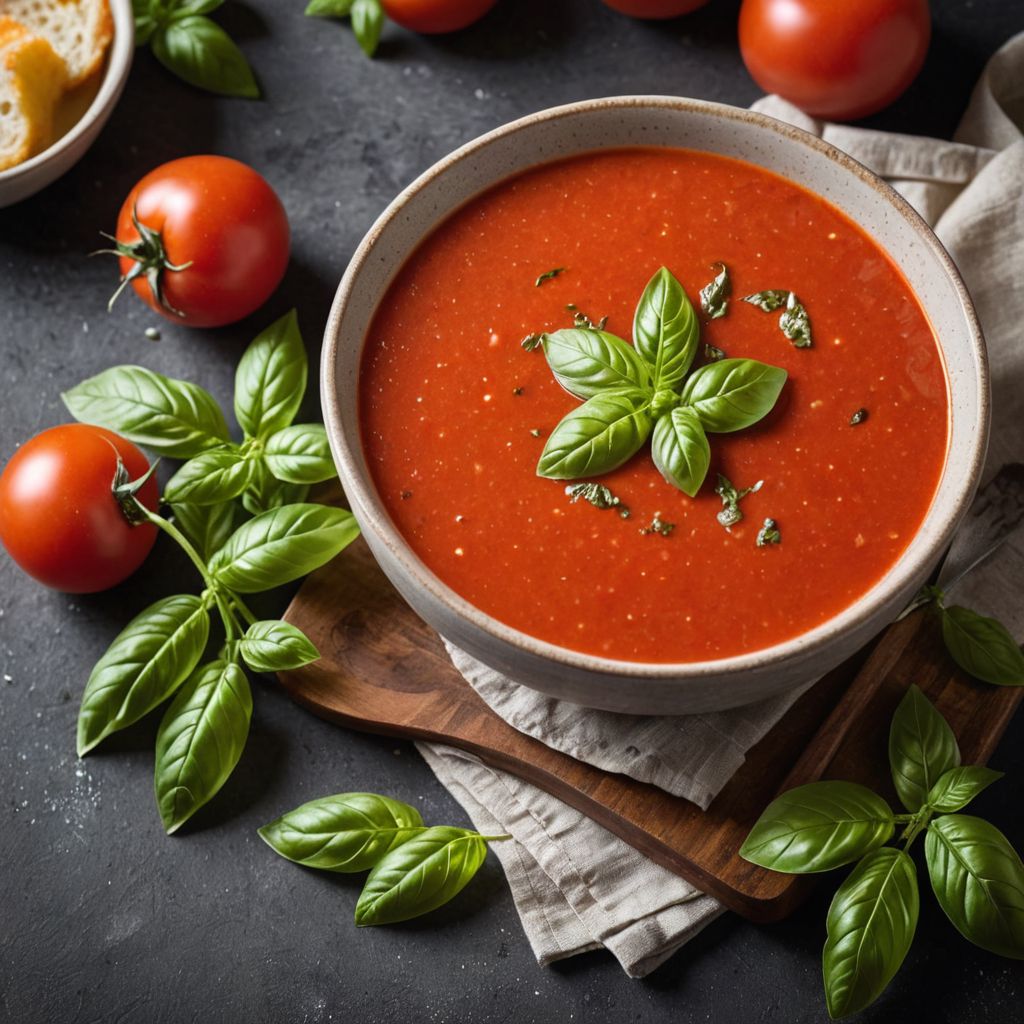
[
  {"xmin": 0, "ymin": 16, "xmax": 68, "ymax": 171},
  {"xmin": 0, "ymin": 0, "xmax": 112, "ymax": 87}
]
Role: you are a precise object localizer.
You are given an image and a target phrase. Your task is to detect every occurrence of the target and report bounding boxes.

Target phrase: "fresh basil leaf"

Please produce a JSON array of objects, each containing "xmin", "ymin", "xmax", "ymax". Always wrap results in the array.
[
  {"xmin": 742, "ymin": 290, "xmax": 790, "ymax": 312},
  {"xmin": 239, "ymin": 621, "xmax": 319, "ymax": 673},
  {"xmin": 163, "ymin": 448, "xmax": 255, "ymax": 505},
  {"xmin": 941, "ymin": 605, "xmax": 1024, "ymax": 686},
  {"xmin": 823, "ymin": 847, "xmax": 919, "ymax": 1019},
  {"xmin": 540, "ymin": 328, "xmax": 651, "ymax": 400},
  {"xmin": 62, "ymin": 366, "xmax": 230, "ymax": 458},
  {"xmin": 926, "ymin": 765, "xmax": 1003, "ymax": 813},
  {"xmin": 170, "ymin": 500, "xmax": 237, "ymax": 562},
  {"xmin": 305, "ymin": 0, "xmax": 354, "ymax": 15},
  {"xmin": 632, "ymin": 266, "xmax": 699, "ymax": 391},
  {"xmin": 259, "ymin": 793, "xmax": 425, "ymax": 872},
  {"xmin": 888, "ymin": 684, "xmax": 960, "ymax": 812},
  {"xmin": 650, "ymin": 406, "xmax": 710, "ymax": 497},
  {"xmin": 699, "ymin": 262, "xmax": 730, "ymax": 320},
  {"xmin": 537, "ymin": 390, "xmax": 652, "ymax": 480},
  {"xmin": 350, "ymin": 0, "xmax": 384, "ymax": 57},
  {"xmin": 679, "ymin": 358, "xmax": 787, "ymax": 434},
  {"xmin": 133, "ymin": 0, "xmax": 160, "ymax": 45},
  {"xmin": 235, "ymin": 310, "xmax": 307, "ymax": 440},
  {"xmin": 169, "ymin": 0, "xmax": 225, "ymax": 17},
  {"xmin": 209, "ymin": 504, "xmax": 360, "ymax": 593},
  {"xmin": 154, "ymin": 660, "xmax": 251, "ymax": 833},
  {"xmin": 151, "ymin": 16, "xmax": 259, "ymax": 98},
  {"xmin": 242, "ymin": 462, "xmax": 310, "ymax": 514},
  {"xmin": 77, "ymin": 595, "xmax": 210, "ymax": 755},
  {"xmin": 739, "ymin": 781, "xmax": 895, "ymax": 874},
  {"xmin": 780, "ymin": 291, "xmax": 813, "ymax": 348},
  {"xmin": 263, "ymin": 424, "xmax": 337, "ymax": 485},
  {"xmin": 354, "ymin": 826, "xmax": 490, "ymax": 926},
  {"xmin": 925, "ymin": 814, "xmax": 1024, "ymax": 959}
]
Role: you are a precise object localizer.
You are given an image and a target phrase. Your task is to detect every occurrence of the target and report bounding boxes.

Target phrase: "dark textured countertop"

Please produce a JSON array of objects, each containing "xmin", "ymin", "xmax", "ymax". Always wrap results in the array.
[{"xmin": 2, "ymin": 2, "xmax": 1023, "ymax": 1021}]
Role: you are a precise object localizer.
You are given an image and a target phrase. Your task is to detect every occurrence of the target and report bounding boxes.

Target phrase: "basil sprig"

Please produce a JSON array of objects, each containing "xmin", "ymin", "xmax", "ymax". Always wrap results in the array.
[
  {"xmin": 908, "ymin": 586, "xmax": 1024, "ymax": 687},
  {"xmin": 531, "ymin": 268, "xmax": 786, "ymax": 496},
  {"xmin": 133, "ymin": 0, "xmax": 259, "ymax": 97},
  {"xmin": 69, "ymin": 314, "xmax": 359, "ymax": 834},
  {"xmin": 306, "ymin": 0, "xmax": 386, "ymax": 58},
  {"xmin": 743, "ymin": 685, "xmax": 1024, "ymax": 1018},
  {"xmin": 262, "ymin": 793, "xmax": 510, "ymax": 924}
]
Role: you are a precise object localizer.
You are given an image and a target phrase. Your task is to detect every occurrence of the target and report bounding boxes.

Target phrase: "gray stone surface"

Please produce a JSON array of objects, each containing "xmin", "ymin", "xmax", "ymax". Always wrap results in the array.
[{"xmin": 1, "ymin": 1, "xmax": 1023, "ymax": 1021}]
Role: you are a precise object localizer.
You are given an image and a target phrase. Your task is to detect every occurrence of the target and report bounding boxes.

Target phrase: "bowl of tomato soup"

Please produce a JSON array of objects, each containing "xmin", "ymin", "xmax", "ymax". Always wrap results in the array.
[{"xmin": 322, "ymin": 97, "xmax": 987, "ymax": 715}]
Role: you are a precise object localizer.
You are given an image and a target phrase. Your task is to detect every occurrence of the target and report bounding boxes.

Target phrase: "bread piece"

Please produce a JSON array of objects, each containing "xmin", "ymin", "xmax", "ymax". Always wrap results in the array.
[
  {"xmin": 0, "ymin": 0, "xmax": 112, "ymax": 87},
  {"xmin": 0, "ymin": 16, "xmax": 68, "ymax": 171}
]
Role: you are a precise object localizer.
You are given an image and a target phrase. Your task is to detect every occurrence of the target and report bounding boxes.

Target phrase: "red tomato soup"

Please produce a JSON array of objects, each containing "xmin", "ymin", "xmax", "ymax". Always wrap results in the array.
[{"xmin": 359, "ymin": 148, "xmax": 948, "ymax": 663}]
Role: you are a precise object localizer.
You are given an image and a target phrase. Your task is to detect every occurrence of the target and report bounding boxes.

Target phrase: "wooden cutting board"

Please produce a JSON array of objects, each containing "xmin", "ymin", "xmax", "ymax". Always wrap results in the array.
[{"xmin": 278, "ymin": 537, "xmax": 1022, "ymax": 922}]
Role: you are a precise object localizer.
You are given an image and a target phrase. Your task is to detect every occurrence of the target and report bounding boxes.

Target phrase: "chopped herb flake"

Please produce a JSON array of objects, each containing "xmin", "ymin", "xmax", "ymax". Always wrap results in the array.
[
  {"xmin": 742, "ymin": 290, "xmax": 790, "ymax": 312},
  {"xmin": 535, "ymin": 267, "xmax": 566, "ymax": 287},
  {"xmin": 512, "ymin": 386, "xmax": 524, "ymax": 396},
  {"xmin": 529, "ymin": 428, "xmax": 542, "ymax": 437},
  {"xmin": 743, "ymin": 290, "xmax": 812, "ymax": 348},
  {"xmin": 565, "ymin": 482, "xmax": 628, "ymax": 516},
  {"xmin": 756, "ymin": 517, "xmax": 781, "ymax": 546},
  {"xmin": 699, "ymin": 262, "xmax": 730, "ymax": 319},
  {"xmin": 640, "ymin": 516, "xmax": 675, "ymax": 537},
  {"xmin": 715, "ymin": 473, "xmax": 763, "ymax": 530},
  {"xmin": 850, "ymin": 407, "xmax": 869, "ymax": 426},
  {"xmin": 521, "ymin": 333, "xmax": 543, "ymax": 351},
  {"xmin": 704, "ymin": 342, "xmax": 726, "ymax": 362},
  {"xmin": 572, "ymin": 310, "xmax": 608, "ymax": 330},
  {"xmin": 400, "ymin": 490, "xmax": 413, "ymax": 500}
]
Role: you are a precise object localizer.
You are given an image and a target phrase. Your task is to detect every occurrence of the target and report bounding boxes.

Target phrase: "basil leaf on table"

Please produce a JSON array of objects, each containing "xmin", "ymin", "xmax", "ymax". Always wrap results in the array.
[
  {"xmin": 62, "ymin": 366, "xmax": 230, "ymax": 458},
  {"xmin": 234, "ymin": 310, "xmax": 307, "ymax": 440},
  {"xmin": 887, "ymin": 684, "xmax": 961, "ymax": 812},
  {"xmin": 170, "ymin": 500, "xmax": 237, "ymax": 562},
  {"xmin": 133, "ymin": 0, "xmax": 162, "ymax": 45},
  {"xmin": 739, "ymin": 781, "xmax": 895, "ymax": 873},
  {"xmin": 925, "ymin": 814, "xmax": 1024, "ymax": 959},
  {"xmin": 650, "ymin": 406, "xmax": 710, "ymax": 497},
  {"xmin": 168, "ymin": 0, "xmax": 226, "ymax": 16},
  {"xmin": 77, "ymin": 595, "xmax": 210, "ymax": 755},
  {"xmin": 154, "ymin": 660, "xmax": 252, "ymax": 833},
  {"xmin": 239, "ymin": 621, "xmax": 320, "ymax": 673},
  {"xmin": 632, "ymin": 266, "xmax": 699, "ymax": 391},
  {"xmin": 260, "ymin": 793, "xmax": 425, "ymax": 872},
  {"xmin": 163, "ymin": 447, "xmax": 256, "ymax": 505},
  {"xmin": 209, "ymin": 503, "xmax": 360, "ymax": 593},
  {"xmin": 354, "ymin": 826, "xmax": 493, "ymax": 926},
  {"xmin": 679, "ymin": 358, "xmax": 787, "ymax": 434},
  {"xmin": 151, "ymin": 16, "xmax": 260, "ymax": 98},
  {"xmin": 540, "ymin": 328, "xmax": 651, "ymax": 400},
  {"xmin": 823, "ymin": 847, "xmax": 920, "ymax": 1019},
  {"xmin": 263, "ymin": 424, "xmax": 337, "ymax": 484},
  {"xmin": 350, "ymin": 0, "xmax": 385, "ymax": 57},
  {"xmin": 926, "ymin": 765, "xmax": 1003, "ymax": 813},
  {"xmin": 699, "ymin": 262, "xmax": 730, "ymax": 320},
  {"xmin": 305, "ymin": 0, "xmax": 355, "ymax": 15},
  {"xmin": 941, "ymin": 605, "xmax": 1024, "ymax": 686},
  {"xmin": 537, "ymin": 390, "xmax": 652, "ymax": 479}
]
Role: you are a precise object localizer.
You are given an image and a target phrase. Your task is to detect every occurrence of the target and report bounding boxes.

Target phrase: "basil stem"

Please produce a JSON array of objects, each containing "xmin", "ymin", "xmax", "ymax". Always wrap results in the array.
[{"xmin": 535, "ymin": 267, "xmax": 566, "ymax": 286}]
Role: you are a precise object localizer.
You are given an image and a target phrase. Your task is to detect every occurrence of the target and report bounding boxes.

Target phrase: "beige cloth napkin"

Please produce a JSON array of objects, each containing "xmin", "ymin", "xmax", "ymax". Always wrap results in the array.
[{"xmin": 419, "ymin": 33, "xmax": 1024, "ymax": 977}]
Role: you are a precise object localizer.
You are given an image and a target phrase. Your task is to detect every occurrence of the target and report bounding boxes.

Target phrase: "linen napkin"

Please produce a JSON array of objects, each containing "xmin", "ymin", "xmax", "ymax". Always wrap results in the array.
[{"xmin": 418, "ymin": 33, "xmax": 1024, "ymax": 977}]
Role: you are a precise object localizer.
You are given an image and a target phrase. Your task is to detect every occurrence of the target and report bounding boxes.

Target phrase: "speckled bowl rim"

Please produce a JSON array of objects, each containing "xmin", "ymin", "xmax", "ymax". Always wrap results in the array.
[
  {"xmin": 322, "ymin": 95, "xmax": 989, "ymax": 682},
  {"xmin": 0, "ymin": 0, "xmax": 133, "ymax": 184}
]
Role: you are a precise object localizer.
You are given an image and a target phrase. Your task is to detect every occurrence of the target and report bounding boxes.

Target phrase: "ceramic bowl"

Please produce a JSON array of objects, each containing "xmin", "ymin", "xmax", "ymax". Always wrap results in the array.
[
  {"xmin": 0, "ymin": 0, "xmax": 133, "ymax": 208},
  {"xmin": 321, "ymin": 97, "xmax": 989, "ymax": 715}
]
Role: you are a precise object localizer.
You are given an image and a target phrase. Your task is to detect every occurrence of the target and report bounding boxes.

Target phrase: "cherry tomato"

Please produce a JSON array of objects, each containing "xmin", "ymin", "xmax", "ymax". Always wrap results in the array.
[
  {"xmin": 0, "ymin": 425, "xmax": 159, "ymax": 593},
  {"xmin": 381, "ymin": 0, "xmax": 496, "ymax": 33},
  {"xmin": 738, "ymin": 0, "xmax": 930, "ymax": 121},
  {"xmin": 601, "ymin": 0, "xmax": 709, "ymax": 18},
  {"xmin": 111, "ymin": 156, "xmax": 290, "ymax": 329}
]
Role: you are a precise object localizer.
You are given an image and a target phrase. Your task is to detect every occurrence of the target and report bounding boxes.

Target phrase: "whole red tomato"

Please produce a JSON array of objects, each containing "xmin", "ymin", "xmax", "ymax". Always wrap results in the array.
[
  {"xmin": 381, "ymin": 0, "xmax": 495, "ymax": 33},
  {"xmin": 738, "ymin": 0, "xmax": 930, "ymax": 121},
  {"xmin": 0, "ymin": 425, "xmax": 159, "ymax": 593},
  {"xmin": 110, "ymin": 156, "xmax": 290, "ymax": 328},
  {"xmin": 602, "ymin": 0, "xmax": 709, "ymax": 17}
]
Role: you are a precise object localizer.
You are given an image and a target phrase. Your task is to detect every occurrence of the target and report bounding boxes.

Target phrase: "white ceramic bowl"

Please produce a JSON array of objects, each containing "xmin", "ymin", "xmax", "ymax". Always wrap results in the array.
[
  {"xmin": 322, "ymin": 97, "xmax": 989, "ymax": 715},
  {"xmin": 0, "ymin": 0, "xmax": 133, "ymax": 208}
]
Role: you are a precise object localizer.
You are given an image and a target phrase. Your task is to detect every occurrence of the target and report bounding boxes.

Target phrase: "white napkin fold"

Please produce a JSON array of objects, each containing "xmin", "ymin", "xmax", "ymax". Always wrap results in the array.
[{"xmin": 419, "ymin": 33, "xmax": 1024, "ymax": 977}]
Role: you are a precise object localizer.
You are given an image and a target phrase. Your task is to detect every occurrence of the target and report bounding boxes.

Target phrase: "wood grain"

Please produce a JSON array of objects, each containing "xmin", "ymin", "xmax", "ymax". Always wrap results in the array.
[{"xmin": 278, "ymin": 538, "xmax": 1022, "ymax": 922}]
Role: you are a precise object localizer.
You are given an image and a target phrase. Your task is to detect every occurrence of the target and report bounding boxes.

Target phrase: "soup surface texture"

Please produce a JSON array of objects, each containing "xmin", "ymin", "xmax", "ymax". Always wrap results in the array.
[{"xmin": 359, "ymin": 148, "xmax": 948, "ymax": 663}]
